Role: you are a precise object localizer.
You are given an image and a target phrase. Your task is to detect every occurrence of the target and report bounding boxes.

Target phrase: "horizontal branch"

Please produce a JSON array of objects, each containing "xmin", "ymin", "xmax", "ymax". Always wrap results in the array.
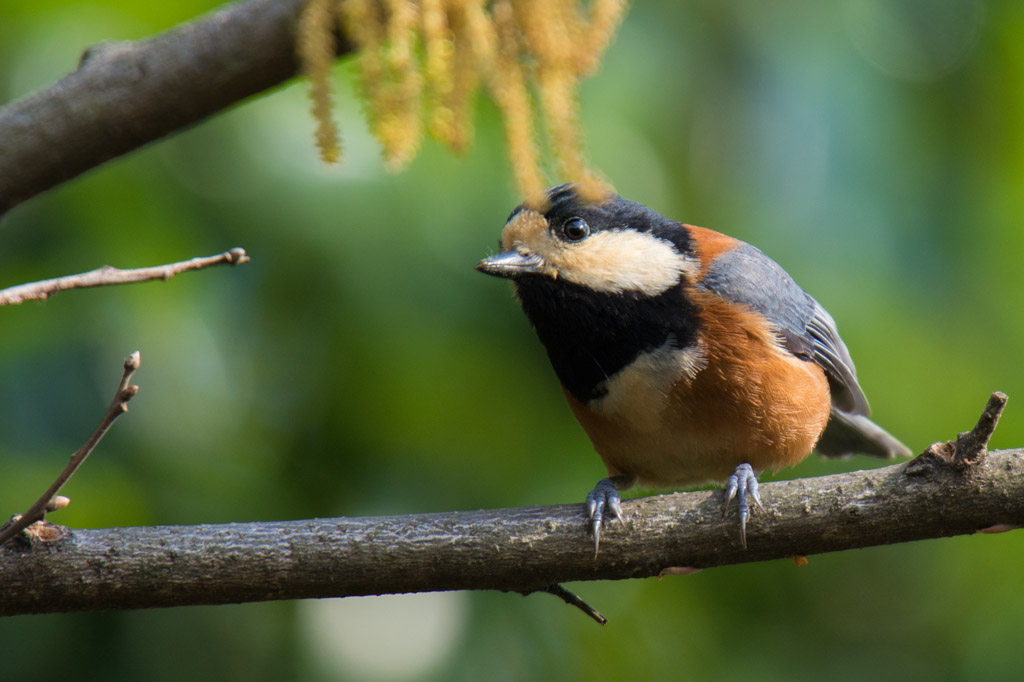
[
  {"xmin": 0, "ymin": 248, "xmax": 249, "ymax": 306},
  {"xmin": 0, "ymin": 0, "xmax": 353, "ymax": 216},
  {"xmin": 3, "ymin": 446, "xmax": 1022, "ymax": 617}
]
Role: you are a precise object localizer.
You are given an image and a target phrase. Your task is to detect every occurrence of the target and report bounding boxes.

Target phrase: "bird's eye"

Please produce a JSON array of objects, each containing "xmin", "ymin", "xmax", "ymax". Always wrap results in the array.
[{"xmin": 562, "ymin": 217, "xmax": 591, "ymax": 242}]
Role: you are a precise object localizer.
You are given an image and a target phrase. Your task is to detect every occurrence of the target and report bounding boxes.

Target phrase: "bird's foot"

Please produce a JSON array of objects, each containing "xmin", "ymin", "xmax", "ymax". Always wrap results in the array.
[
  {"xmin": 723, "ymin": 463, "xmax": 764, "ymax": 548},
  {"xmin": 585, "ymin": 477, "xmax": 628, "ymax": 556}
]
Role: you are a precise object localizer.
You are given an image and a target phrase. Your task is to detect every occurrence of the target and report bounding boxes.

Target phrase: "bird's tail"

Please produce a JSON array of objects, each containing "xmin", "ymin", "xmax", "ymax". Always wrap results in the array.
[{"xmin": 815, "ymin": 409, "xmax": 912, "ymax": 459}]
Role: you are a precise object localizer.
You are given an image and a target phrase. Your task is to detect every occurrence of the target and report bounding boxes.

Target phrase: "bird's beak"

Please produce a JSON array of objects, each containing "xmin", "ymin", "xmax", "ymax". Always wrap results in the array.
[{"xmin": 475, "ymin": 250, "xmax": 544, "ymax": 279}]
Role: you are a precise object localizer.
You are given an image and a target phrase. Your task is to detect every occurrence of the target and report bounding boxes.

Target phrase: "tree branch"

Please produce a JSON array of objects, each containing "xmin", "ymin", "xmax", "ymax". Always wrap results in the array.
[
  {"xmin": 2, "ymin": 433, "xmax": 1021, "ymax": 617},
  {"xmin": 0, "ymin": 353, "xmax": 142, "ymax": 548},
  {"xmin": 0, "ymin": 0, "xmax": 353, "ymax": 216},
  {"xmin": 0, "ymin": 248, "xmax": 249, "ymax": 306}
]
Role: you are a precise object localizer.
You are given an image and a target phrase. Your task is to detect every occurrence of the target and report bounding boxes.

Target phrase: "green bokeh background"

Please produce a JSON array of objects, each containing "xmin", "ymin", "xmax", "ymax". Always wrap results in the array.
[{"xmin": 2, "ymin": 1, "xmax": 1023, "ymax": 680}]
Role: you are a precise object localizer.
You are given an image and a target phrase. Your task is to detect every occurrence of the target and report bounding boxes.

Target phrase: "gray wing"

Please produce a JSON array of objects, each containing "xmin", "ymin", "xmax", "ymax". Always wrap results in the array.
[{"xmin": 696, "ymin": 241, "xmax": 870, "ymax": 416}]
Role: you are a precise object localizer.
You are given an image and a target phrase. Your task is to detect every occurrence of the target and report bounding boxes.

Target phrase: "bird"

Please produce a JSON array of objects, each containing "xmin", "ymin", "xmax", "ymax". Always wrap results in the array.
[{"xmin": 476, "ymin": 183, "xmax": 910, "ymax": 553}]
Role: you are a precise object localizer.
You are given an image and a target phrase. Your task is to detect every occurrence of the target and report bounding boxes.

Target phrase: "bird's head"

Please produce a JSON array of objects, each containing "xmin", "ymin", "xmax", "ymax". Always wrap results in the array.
[{"xmin": 476, "ymin": 184, "xmax": 698, "ymax": 297}]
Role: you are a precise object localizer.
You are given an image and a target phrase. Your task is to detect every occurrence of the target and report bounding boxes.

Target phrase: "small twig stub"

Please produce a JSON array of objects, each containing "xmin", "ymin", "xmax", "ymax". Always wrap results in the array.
[
  {"xmin": 905, "ymin": 392, "xmax": 1008, "ymax": 476},
  {"xmin": 955, "ymin": 391, "xmax": 1008, "ymax": 466}
]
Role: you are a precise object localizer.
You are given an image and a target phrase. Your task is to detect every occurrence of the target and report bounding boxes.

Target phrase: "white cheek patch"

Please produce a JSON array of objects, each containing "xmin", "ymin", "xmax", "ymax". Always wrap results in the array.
[
  {"xmin": 500, "ymin": 211, "xmax": 697, "ymax": 297},
  {"xmin": 556, "ymin": 229, "xmax": 698, "ymax": 296}
]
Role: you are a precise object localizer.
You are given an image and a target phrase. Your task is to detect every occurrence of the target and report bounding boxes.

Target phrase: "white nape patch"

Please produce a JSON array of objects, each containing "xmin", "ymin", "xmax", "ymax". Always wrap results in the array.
[
  {"xmin": 558, "ymin": 229, "xmax": 698, "ymax": 296},
  {"xmin": 590, "ymin": 340, "xmax": 707, "ymax": 431}
]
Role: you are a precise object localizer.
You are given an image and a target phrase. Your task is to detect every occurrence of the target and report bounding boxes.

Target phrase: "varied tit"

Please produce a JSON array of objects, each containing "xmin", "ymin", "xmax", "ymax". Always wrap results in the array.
[{"xmin": 477, "ymin": 184, "xmax": 910, "ymax": 552}]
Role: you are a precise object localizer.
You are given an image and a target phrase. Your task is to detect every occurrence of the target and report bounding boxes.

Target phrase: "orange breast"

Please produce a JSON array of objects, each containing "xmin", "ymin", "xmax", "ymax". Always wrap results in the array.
[{"xmin": 565, "ymin": 292, "xmax": 831, "ymax": 488}]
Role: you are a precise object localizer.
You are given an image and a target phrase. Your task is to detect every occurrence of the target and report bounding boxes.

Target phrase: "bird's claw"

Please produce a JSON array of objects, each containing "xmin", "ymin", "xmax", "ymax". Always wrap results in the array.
[
  {"xmin": 723, "ymin": 463, "xmax": 764, "ymax": 548},
  {"xmin": 585, "ymin": 478, "xmax": 624, "ymax": 556}
]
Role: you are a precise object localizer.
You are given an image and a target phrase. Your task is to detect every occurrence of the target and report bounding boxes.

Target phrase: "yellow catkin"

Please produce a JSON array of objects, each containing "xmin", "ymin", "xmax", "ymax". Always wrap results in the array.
[
  {"xmin": 515, "ymin": 0, "xmax": 588, "ymax": 186},
  {"xmin": 490, "ymin": 0, "xmax": 546, "ymax": 204},
  {"xmin": 339, "ymin": 0, "xmax": 386, "ymax": 119},
  {"xmin": 576, "ymin": 0, "xmax": 629, "ymax": 76},
  {"xmin": 301, "ymin": 0, "xmax": 628, "ymax": 201},
  {"xmin": 457, "ymin": 0, "xmax": 497, "ymax": 67},
  {"xmin": 514, "ymin": 0, "xmax": 572, "ymax": 68},
  {"xmin": 422, "ymin": 0, "xmax": 456, "ymax": 145},
  {"xmin": 378, "ymin": 0, "xmax": 423, "ymax": 168},
  {"xmin": 443, "ymin": 0, "xmax": 498, "ymax": 156},
  {"xmin": 575, "ymin": 168, "xmax": 612, "ymax": 202},
  {"xmin": 441, "ymin": 0, "xmax": 482, "ymax": 153},
  {"xmin": 297, "ymin": 0, "xmax": 341, "ymax": 163},
  {"xmin": 538, "ymin": 68, "xmax": 585, "ymax": 182}
]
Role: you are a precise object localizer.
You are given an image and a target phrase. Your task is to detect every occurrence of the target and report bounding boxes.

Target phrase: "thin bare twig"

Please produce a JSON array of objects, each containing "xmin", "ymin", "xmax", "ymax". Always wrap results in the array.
[
  {"xmin": 0, "ymin": 352, "xmax": 141, "ymax": 547},
  {"xmin": 0, "ymin": 248, "xmax": 249, "ymax": 306}
]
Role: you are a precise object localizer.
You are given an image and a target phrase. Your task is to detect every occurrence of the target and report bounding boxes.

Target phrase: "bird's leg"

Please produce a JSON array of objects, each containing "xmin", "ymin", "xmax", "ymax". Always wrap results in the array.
[
  {"xmin": 585, "ymin": 474, "xmax": 634, "ymax": 556},
  {"xmin": 723, "ymin": 463, "xmax": 764, "ymax": 548}
]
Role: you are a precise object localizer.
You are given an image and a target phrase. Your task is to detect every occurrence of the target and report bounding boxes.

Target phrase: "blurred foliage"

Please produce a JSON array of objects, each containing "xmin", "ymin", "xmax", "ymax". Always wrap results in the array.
[{"xmin": 2, "ymin": 0, "xmax": 1024, "ymax": 680}]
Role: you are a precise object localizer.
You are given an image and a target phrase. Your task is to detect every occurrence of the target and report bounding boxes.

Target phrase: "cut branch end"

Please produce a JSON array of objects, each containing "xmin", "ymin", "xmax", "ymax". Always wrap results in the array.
[{"xmin": 955, "ymin": 391, "xmax": 1008, "ymax": 466}]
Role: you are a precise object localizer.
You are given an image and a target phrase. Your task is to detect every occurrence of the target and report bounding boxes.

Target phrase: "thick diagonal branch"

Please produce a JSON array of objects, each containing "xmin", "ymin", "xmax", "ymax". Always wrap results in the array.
[
  {"xmin": 0, "ymin": 0, "xmax": 353, "ymax": 216},
  {"xmin": 2, "ymin": 446, "xmax": 1022, "ymax": 617}
]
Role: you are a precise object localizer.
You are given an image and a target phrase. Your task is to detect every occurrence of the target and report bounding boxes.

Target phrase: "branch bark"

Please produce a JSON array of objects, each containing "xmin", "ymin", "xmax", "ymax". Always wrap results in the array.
[
  {"xmin": 2, "ymin": 445, "xmax": 1022, "ymax": 618},
  {"xmin": 0, "ymin": 0, "xmax": 353, "ymax": 216}
]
